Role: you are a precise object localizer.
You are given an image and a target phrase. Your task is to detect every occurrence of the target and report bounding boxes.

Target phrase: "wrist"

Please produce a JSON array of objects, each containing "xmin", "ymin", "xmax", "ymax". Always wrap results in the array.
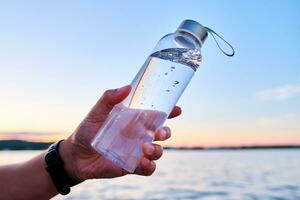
[
  {"xmin": 59, "ymin": 139, "xmax": 82, "ymax": 182},
  {"xmin": 45, "ymin": 140, "xmax": 83, "ymax": 195}
]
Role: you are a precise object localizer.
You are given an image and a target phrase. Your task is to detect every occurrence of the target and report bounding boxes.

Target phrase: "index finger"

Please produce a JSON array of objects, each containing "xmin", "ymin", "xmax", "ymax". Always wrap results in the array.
[{"xmin": 168, "ymin": 106, "xmax": 182, "ymax": 119}]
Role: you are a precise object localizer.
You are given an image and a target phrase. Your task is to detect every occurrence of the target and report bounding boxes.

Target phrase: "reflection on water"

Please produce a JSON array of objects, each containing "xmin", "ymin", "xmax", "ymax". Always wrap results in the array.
[{"xmin": 1, "ymin": 150, "xmax": 300, "ymax": 199}]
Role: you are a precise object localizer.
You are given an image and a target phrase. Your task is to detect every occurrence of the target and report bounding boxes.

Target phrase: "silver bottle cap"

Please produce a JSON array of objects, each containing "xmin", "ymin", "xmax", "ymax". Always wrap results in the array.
[{"xmin": 176, "ymin": 19, "xmax": 208, "ymax": 46}]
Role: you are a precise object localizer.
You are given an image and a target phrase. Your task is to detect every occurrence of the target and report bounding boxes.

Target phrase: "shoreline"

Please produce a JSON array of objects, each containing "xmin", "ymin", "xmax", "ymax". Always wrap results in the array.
[{"xmin": 0, "ymin": 140, "xmax": 299, "ymax": 151}]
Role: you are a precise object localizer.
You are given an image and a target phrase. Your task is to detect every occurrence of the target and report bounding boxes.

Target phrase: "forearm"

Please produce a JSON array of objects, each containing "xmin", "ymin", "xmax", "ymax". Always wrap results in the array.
[{"xmin": 0, "ymin": 151, "xmax": 58, "ymax": 200}]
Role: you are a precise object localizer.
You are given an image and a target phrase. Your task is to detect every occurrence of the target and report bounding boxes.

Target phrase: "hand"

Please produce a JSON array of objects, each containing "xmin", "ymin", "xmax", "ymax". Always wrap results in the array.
[{"xmin": 59, "ymin": 85, "xmax": 181, "ymax": 181}]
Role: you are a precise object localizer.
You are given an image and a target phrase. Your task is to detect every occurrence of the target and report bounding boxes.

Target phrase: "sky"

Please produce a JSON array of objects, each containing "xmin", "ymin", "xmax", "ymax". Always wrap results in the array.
[{"xmin": 0, "ymin": 0, "xmax": 299, "ymax": 147}]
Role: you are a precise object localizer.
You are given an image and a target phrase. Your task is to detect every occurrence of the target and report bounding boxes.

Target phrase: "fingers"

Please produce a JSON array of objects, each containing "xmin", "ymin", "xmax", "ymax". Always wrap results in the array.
[
  {"xmin": 132, "ymin": 127, "xmax": 170, "ymax": 176},
  {"xmin": 154, "ymin": 127, "xmax": 171, "ymax": 141},
  {"xmin": 134, "ymin": 157, "xmax": 156, "ymax": 176},
  {"xmin": 168, "ymin": 106, "xmax": 182, "ymax": 119},
  {"xmin": 133, "ymin": 140, "xmax": 164, "ymax": 176},
  {"xmin": 86, "ymin": 85, "xmax": 131, "ymax": 121},
  {"xmin": 143, "ymin": 143, "xmax": 163, "ymax": 160},
  {"xmin": 134, "ymin": 142, "xmax": 163, "ymax": 176}
]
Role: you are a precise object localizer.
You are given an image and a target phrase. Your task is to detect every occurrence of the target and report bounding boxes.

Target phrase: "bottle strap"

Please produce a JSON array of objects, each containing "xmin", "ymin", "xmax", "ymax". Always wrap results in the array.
[{"xmin": 204, "ymin": 26, "xmax": 235, "ymax": 57}]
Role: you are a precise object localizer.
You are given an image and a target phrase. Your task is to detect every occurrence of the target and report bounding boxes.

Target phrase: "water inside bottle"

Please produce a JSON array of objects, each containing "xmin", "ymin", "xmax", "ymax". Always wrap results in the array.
[
  {"xmin": 91, "ymin": 103, "xmax": 167, "ymax": 173},
  {"xmin": 92, "ymin": 48, "xmax": 201, "ymax": 172},
  {"xmin": 151, "ymin": 48, "xmax": 202, "ymax": 71},
  {"xmin": 129, "ymin": 48, "xmax": 201, "ymax": 115}
]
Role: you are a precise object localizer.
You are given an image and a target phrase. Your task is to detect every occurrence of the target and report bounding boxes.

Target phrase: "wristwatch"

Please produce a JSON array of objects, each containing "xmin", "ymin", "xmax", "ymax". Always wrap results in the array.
[{"xmin": 45, "ymin": 140, "xmax": 82, "ymax": 195}]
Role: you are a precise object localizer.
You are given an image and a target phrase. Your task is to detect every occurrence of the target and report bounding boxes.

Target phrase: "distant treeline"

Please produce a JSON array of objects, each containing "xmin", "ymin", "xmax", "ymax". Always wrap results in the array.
[
  {"xmin": 165, "ymin": 145, "xmax": 300, "ymax": 150},
  {"xmin": 0, "ymin": 140, "xmax": 299, "ymax": 150},
  {"xmin": 0, "ymin": 140, "xmax": 52, "ymax": 150}
]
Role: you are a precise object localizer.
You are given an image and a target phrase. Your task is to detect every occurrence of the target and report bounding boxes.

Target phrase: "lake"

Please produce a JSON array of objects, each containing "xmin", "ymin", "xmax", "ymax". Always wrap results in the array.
[{"xmin": 1, "ymin": 149, "xmax": 299, "ymax": 200}]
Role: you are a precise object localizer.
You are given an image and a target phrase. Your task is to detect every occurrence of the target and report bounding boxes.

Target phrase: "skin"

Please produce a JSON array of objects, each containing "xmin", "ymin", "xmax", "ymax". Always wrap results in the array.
[{"xmin": 0, "ymin": 85, "xmax": 181, "ymax": 200}]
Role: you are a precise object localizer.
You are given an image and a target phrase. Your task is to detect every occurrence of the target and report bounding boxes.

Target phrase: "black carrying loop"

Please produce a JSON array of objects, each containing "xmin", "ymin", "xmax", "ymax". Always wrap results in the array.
[{"xmin": 204, "ymin": 26, "xmax": 235, "ymax": 57}]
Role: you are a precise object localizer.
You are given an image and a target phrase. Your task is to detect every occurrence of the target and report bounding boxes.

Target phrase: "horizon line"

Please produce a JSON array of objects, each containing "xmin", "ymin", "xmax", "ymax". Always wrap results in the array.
[{"xmin": 1, "ymin": 139, "xmax": 300, "ymax": 149}]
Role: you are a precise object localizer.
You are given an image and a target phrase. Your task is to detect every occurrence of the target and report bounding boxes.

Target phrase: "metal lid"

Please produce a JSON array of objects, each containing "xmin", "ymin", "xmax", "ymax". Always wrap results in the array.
[{"xmin": 176, "ymin": 19, "xmax": 208, "ymax": 46}]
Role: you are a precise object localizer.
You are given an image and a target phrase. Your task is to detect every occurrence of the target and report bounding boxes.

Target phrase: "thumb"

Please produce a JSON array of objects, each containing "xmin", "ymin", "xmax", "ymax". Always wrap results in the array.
[{"xmin": 86, "ymin": 85, "xmax": 131, "ymax": 122}]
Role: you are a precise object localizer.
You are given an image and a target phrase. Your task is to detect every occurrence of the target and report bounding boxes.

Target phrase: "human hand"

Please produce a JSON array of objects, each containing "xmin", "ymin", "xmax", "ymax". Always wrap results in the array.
[{"xmin": 59, "ymin": 85, "xmax": 181, "ymax": 181}]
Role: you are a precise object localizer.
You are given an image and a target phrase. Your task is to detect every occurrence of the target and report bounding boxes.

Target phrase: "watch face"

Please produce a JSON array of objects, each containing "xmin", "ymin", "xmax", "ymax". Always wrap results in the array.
[
  {"xmin": 49, "ymin": 140, "xmax": 61, "ymax": 151},
  {"xmin": 45, "ymin": 142, "xmax": 63, "ymax": 168},
  {"xmin": 49, "ymin": 143, "xmax": 55, "ymax": 150}
]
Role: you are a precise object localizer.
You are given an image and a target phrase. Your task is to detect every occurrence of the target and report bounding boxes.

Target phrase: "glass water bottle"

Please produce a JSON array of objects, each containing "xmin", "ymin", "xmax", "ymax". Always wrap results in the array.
[{"xmin": 91, "ymin": 20, "xmax": 209, "ymax": 172}]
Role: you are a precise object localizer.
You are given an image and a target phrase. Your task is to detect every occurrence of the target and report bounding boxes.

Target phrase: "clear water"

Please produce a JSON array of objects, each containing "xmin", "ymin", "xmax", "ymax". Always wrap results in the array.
[
  {"xmin": 92, "ymin": 48, "xmax": 202, "ymax": 172},
  {"xmin": 127, "ymin": 48, "xmax": 201, "ymax": 115},
  {"xmin": 151, "ymin": 48, "xmax": 202, "ymax": 71},
  {"xmin": 2, "ymin": 150, "xmax": 299, "ymax": 199},
  {"xmin": 91, "ymin": 103, "xmax": 167, "ymax": 173}
]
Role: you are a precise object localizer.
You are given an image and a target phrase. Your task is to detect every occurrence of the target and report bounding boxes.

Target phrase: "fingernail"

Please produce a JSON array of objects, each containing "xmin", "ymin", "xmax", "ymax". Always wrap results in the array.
[
  {"xmin": 160, "ymin": 129, "xmax": 167, "ymax": 139},
  {"xmin": 116, "ymin": 85, "xmax": 131, "ymax": 93},
  {"xmin": 166, "ymin": 127, "xmax": 171, "ymax": 138},
  {"xmin": 145, "ymin": 143, "xmax": 155, "ymax": 154}
]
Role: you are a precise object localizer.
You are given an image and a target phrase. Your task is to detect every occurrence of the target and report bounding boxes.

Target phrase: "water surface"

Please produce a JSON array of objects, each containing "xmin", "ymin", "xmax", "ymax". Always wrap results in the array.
[{"xmin": 1, "ymin": 149, "xmax": 299, "ymax": 200}]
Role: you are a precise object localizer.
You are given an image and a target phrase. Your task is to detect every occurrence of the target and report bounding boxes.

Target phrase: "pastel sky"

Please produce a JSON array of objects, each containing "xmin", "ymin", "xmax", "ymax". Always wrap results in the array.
[{"xmin": 0, "ymin": 1, "xmax": 299, "ymax": 146}]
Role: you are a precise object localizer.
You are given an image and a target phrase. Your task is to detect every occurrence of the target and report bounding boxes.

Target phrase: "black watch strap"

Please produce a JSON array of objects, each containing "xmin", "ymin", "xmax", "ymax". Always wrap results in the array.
[{"xmin": 45, "ymin": 140, "xmax": 82, "ymax": 195}]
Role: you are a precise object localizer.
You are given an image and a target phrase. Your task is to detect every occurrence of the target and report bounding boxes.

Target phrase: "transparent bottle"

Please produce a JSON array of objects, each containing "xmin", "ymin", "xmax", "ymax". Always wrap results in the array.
[{"xmin": 91, "ymin": 20, "xmax": 208, "ymax": 173}]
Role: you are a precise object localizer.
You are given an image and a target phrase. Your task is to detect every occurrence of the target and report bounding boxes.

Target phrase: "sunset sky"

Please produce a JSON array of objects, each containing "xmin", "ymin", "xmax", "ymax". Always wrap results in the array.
[{"xmin": 0, "ymin": 1, "xmax": 299, "ymax": 147}]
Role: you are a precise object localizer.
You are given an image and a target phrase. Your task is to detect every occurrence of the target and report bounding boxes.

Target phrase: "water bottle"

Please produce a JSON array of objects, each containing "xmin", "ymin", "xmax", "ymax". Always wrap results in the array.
[{"xmin": 91, "ymin": 19, "xmax": 234, "ymax": 173}]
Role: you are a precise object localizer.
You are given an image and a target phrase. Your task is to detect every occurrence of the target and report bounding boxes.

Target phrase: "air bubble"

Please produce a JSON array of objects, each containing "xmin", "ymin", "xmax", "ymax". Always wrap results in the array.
[
  {"xmin": 164, "ymin": 73, "xmax": 168, "ymax": 75},
  {"xmin": 166, "ymin": 89, "xmax": 170, "ymax": 92},
  {"xmin": 172, "ymin": 81, "xmax": 180, "ymax": 87}
]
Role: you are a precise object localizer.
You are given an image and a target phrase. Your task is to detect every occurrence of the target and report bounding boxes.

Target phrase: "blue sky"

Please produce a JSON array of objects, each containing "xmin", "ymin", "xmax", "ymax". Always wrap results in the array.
[{"xmin": 0, "ymin": 1, "xmax": 299, "ymax": 146}]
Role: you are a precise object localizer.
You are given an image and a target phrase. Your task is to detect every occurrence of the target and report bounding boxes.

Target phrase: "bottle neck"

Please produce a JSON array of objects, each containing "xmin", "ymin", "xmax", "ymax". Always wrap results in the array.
[{"xmin": 176, "ymin": 30, "xmax": 202, "ymax": 48}]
